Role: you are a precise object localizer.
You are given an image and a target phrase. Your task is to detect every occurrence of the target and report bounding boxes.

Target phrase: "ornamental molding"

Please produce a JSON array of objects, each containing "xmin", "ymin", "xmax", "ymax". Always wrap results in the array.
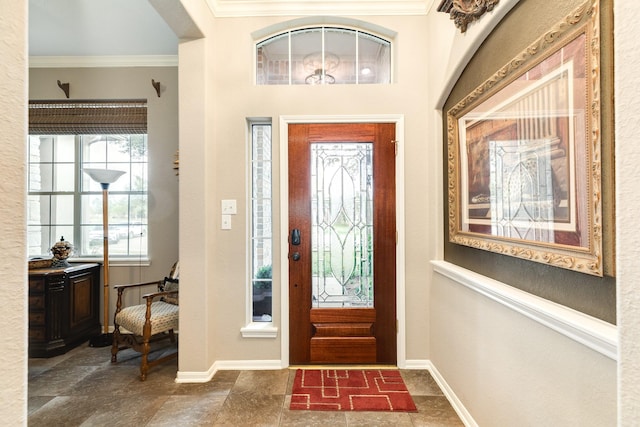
[{"xmin": 438, "ymin": 0, "xmax": 500, "ymax": 33}]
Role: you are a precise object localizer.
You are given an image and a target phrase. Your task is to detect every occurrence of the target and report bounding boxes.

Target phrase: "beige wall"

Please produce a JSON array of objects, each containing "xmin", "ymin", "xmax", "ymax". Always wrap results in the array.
[
  {"xmin": 178, "ymin": 36, "xmax": 215, "ymax": 374},
  {"xmin": 225, "ymin": 14, "xmax": 437, "ymax": 362},
  {"xmin": 176, "ymin": 11, "xmax": 436, "ymax": 368},
  {"xmin": 28, "ymin": 66, "xmax": 180, "ymax": 319},
  {"xmin": 614, "ymin": 1, "xmax": 640, "ymax": 422},
  {"xmin": 430, "ymin": 269, "xmax": 617, "ymax": 425},
  {"xmin": 1, "ymin": 1, "xmax": 27, "ymax": 425}
]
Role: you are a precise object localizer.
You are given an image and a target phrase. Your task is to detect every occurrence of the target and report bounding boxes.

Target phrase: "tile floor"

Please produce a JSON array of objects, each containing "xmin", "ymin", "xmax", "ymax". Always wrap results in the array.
[{"xmin": 28, "ymin": 340, "xmax": 464, "ymax": 426}]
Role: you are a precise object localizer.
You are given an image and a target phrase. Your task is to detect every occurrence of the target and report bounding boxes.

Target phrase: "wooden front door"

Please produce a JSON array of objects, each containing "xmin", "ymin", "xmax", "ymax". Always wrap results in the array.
[{"xmin": 289, "ymin": 123, "xmax": 396, "ymax": 365}]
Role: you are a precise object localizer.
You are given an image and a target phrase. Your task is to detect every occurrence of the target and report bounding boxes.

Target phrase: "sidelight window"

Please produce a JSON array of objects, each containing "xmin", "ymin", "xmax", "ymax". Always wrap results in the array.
[{"xmin": 249, "ymin": 120, "xmax": 273, "ymax": 322}]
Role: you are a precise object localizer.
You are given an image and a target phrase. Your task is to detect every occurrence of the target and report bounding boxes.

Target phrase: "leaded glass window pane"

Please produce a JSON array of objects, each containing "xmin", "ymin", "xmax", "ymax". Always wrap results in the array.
[{"xmin": 311, "ymin": 143, "xmax": 374, "ymax": 308}]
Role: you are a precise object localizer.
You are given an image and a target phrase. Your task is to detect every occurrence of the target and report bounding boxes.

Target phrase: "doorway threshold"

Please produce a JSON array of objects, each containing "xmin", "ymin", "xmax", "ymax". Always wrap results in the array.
[{"xmin": 289, "ymin": 364, "xmax": 398, "ymax": 370}]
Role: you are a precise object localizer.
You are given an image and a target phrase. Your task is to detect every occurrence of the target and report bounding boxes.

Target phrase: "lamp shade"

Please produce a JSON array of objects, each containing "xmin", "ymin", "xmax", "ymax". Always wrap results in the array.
[{"xmin": 83, "ymin": 168, "xmax": 126, "ymax": 187}]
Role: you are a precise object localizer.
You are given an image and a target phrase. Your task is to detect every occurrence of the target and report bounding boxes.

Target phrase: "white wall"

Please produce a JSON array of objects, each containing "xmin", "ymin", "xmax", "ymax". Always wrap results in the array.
[
  {"xmin": 0, "ymin": 1, "xmax": 27, "ymax": 425},
  {"xmin": 615, "ymin": 1, "xmax": 640, "ymax": 423}
]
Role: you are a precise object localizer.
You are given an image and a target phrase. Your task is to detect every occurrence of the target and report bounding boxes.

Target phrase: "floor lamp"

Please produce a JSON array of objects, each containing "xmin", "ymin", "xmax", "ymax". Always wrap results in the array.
[{"xmin": 84, "ymin": 168, "xmax": 126, "ymax": 347}]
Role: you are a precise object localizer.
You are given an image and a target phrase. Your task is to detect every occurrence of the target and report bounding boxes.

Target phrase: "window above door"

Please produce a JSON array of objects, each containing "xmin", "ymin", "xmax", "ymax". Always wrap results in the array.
[{"xmin": 256, "ymin": 26, "xmax": 392, "ymax": 85}]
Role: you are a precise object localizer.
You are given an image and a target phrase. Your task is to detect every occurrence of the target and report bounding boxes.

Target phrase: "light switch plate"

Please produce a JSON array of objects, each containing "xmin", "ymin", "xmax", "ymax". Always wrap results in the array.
[
  {"xmin": 221, "ymin": 214, "xmax": 232, "ymax": 230},
  {"xmin": 221, "ymin": 199, "xmax": 237, "ymax": 215}
]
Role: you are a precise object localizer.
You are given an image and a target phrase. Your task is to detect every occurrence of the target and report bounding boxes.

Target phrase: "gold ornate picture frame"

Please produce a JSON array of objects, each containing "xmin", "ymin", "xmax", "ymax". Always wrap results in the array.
[{"xmin": 446, "ymin": 0, "xmax": 603, "ymax": 276}]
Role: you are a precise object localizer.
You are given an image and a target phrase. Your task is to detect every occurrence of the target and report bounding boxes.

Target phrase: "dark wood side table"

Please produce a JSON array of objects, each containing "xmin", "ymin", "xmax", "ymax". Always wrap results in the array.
[{"xmin": 28, "ymin": 263, "xmax": 101, "ymax": 358}]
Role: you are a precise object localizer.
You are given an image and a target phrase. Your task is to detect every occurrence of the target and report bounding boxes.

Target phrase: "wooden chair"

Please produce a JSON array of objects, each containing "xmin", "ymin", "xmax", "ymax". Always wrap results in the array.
[{"xmin": 111, "ymin": 262, "xmax": 179, "ymax": 381}]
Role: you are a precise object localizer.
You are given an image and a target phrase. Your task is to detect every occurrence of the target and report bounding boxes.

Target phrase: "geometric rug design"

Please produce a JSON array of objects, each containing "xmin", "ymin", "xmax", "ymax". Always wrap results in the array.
[{"xmin": 290, "ymin": 369, "xmax": 418, "ymax": 412}]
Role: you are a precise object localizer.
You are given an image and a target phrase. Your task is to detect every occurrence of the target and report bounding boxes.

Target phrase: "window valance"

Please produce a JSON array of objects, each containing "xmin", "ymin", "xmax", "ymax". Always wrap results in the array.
[{"xmin": 29, "ymin": 100, "xmax": 147, "ymax": 135}]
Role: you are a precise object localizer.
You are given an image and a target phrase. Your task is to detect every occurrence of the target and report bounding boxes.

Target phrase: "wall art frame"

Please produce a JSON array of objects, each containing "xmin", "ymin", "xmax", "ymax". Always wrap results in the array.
[{"xmin": 446, "ymin": 0, "xmax": 603, "ymax": 276}]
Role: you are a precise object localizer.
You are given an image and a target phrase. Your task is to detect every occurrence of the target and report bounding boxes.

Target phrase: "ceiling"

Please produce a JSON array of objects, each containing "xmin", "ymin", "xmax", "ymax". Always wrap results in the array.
[
  {"xmin": 29, "ymin": 0, "xmax": 179, "ymax": 57},
  {"xmin": 29, "ymin": 0, "xmax": 435, "ymax": 59}
]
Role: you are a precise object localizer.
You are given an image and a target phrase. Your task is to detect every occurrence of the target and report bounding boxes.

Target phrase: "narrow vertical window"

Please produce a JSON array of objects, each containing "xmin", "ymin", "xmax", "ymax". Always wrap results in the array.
[{"xmin": 250, "ymin": 121, "xmax": 273, "ymax": 322}]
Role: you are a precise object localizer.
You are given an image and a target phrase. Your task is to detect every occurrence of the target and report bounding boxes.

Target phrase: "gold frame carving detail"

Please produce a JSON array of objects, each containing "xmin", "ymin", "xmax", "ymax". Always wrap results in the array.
[
  {"xmin": 438, "ymin": 0, "xmax": 500, "ymax": 33},
  {"xmin": 446, "ymin": 0, "xmax": 603, "ymax": 276}
]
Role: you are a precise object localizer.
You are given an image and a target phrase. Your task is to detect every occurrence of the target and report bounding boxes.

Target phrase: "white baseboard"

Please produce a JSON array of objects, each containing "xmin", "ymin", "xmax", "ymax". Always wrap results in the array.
[
  {"xmin": 175, "ymin": 364, "xmax": 216, "ymax": 383},
  {"xmin": 403, "ymin": 359, "xmax": 430, "ymax": 369},
  {"xmin": 175, "ymin": 359, "xmax": 285, "ymax": 383},
  {"xmin": 213, "ymin": 359, "xmax": 286, "ymax": 370},
  {"xmin": 425, "ymin": 360, "xmax": 478, "ymax": 427}
]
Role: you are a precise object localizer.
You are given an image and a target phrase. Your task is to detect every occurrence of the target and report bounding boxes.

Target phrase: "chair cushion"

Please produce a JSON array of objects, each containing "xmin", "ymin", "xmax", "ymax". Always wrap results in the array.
[{"xmin": 116, "ymin": 301, "xmax": 179, "ymax": 336}]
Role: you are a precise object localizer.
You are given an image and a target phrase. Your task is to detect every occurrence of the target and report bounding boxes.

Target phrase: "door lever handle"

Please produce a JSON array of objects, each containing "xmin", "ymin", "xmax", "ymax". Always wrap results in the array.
[{"xmin": 291, "ymin": 228, "xmax": 301, "ymax": 246}]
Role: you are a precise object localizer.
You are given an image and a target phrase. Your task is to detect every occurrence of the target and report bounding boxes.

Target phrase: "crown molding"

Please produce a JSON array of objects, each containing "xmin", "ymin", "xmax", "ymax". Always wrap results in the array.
[
  {"xmin": 251, "ymin": 16, "xmax": 397, "ymax": 40},
  {"xmin": 29, "ymin": 55, "xmax": 178, "ymax": 69},
  {"xmin": 207, "ymin": 0, "xmax": 429, "ymax": 17}
]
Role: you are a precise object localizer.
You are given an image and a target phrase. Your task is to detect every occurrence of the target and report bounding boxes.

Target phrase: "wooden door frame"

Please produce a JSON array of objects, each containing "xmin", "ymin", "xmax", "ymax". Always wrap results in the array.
[{"xmin": 279, "ymin": 114, "xmax": 406, "ymax": 367}]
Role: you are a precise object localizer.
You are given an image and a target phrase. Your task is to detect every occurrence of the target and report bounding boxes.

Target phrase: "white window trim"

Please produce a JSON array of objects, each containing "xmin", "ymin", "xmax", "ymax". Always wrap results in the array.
[{"xmin": 240, "ymin": 322, "xmax": 278, "ymax": 338}]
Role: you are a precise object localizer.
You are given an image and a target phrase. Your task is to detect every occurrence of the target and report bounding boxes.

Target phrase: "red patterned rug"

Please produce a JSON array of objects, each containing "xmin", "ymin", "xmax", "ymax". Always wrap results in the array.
[{"xmin": 290, "ymin": 369, "xmax": 417, "ymax": 412}]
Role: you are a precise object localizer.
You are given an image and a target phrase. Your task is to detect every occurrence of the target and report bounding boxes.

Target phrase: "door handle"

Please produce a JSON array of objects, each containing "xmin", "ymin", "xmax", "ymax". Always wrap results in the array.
[{"xmin": 291, "ymin": 228, "xmax": 301, "ymax": 246}]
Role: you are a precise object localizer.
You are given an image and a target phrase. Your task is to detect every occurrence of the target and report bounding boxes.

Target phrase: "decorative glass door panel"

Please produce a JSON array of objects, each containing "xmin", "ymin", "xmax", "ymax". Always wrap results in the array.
[{"xmin": 311, "ymin": 143, "xmax": 373, "ymax": 308}]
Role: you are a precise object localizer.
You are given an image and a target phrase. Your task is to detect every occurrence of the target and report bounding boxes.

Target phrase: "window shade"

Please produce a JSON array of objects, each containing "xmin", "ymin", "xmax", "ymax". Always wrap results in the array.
[{"xmin": 29, "ymin": 100, "xmax": 147, "ymax": 135}]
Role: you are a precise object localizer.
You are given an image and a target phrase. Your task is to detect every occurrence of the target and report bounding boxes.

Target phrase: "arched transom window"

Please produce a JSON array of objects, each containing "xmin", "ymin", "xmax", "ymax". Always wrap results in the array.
[{"xmin": 256, "ymin": 27, "xmax": 391, "ymax": 85}]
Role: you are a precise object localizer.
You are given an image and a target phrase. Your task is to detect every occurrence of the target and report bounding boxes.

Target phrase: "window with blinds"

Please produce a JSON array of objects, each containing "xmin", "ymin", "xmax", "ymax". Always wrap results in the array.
[
  {"xmin": 29, "ymin": 100, "xmax": 147, "ymax": 135},
  {"xmin": 28, "ymin": 100, "xmax": 149, "ymax": 259}
]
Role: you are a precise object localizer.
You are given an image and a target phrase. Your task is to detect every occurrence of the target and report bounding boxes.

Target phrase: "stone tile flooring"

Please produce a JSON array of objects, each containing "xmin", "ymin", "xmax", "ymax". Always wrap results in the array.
[{"xmin": 28, "ymin": 341, "xmax": 464, "ymax": 426}]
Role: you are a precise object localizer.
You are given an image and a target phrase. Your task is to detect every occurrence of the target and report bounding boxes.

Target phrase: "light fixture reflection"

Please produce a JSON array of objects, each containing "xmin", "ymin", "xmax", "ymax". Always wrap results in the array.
[
  {"xmin": 305, "ymin": 69, "xmax": 336, "ymax": 85},
  {"xmin": 303, "ymin": 51, "xmax": 339, "ymax": 85}
]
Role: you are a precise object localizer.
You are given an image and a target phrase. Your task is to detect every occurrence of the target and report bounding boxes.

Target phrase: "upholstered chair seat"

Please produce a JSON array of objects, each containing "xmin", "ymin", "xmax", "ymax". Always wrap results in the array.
[{"xmin": 116, "ymin": 301, "xmax": 178, "ymax": 336}]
